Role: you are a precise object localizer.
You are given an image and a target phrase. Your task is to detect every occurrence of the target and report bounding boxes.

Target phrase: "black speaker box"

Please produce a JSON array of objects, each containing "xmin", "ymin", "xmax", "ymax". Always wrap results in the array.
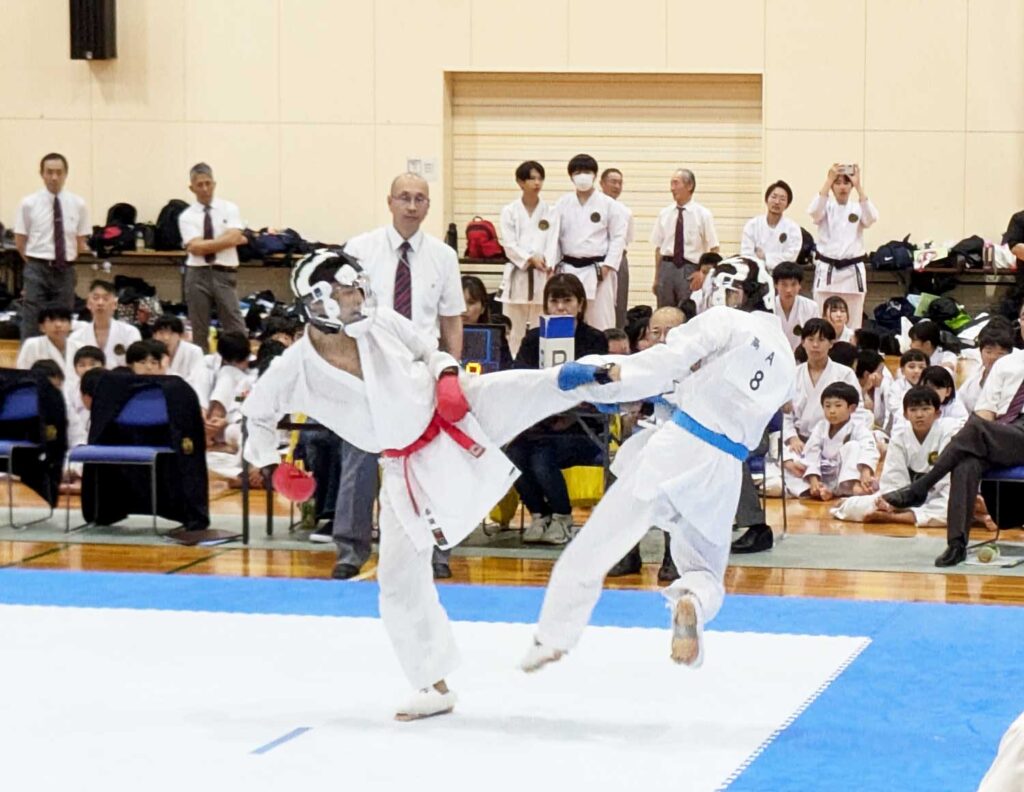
[{"xmin": 70, "ymin": 0, "xmax": 117, "ymax": 60}]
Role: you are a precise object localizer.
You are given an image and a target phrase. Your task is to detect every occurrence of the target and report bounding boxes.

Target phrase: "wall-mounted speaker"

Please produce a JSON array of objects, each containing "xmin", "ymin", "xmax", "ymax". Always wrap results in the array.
[{"xmin": 70, "ymin": 0, "xmax": 117, "ymax": 60}]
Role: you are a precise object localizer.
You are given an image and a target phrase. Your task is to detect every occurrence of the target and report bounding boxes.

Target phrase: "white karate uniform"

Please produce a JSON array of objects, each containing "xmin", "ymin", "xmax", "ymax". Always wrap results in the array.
[
  {"xmin": 242, "ymin": 308, "xmax": 581, "ymax": 690},
  {"xmin": 553, "ymin": 191, "xmax": 628, "ymax": 331},
  {"xmin": 875, "ymin": 418, "xmax": 957, "ymax": 526},
  {"xmin": 774, "ymin": 295, "xmax": 820, "ymax": 350},
  {"xmin": 939, "ymin": 394, "xmax": 969, "ymax": 426},
  {"xmin": 16, "ymin": 336, "xmax": 79, "ymax": 376},
  {"xmin": 498, "ymin": 198, "xmax": 559, "ymax": 353},
  {"xmin": 837, "ymin": 326, "xmax": 855, "ymax": 343},
  {"xmin": 69, "ymin": 320, "xmax": 142, "ymax": 369},
  {"xmin": 959, "ymin": 369, "xmax": 985, "ymax": 414},
  {"xmin": 740, "ymin": 214, "xmax": 802, "ymax": 273},
  {"xmin": 808, "ymin": 194, "xmax": 879, "ymax": 329},
  {"xmin": 930, "ymin": 347, "xmax": 958, "ymax": 372},
  {"xmin": 978, "ymin": 709, "xmax": 1024, "ymax": 792},
  {"xmin": 532, "ymin": 307, "xmax": 795, "ymax": 654},
  {"xmin": 796, "ymin": 417, "xmax": 879, "ymax": 495},
  {"xmin": 166, "ymin": 340, "xmax": 210, "ymax": 409},
  {"xmin": 783, "ymin": 359, "xmax": 862, "ymax": 447}
]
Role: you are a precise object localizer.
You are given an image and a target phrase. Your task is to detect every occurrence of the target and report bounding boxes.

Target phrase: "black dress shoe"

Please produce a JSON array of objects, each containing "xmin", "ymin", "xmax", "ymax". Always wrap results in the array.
[
  {"xmin": 935, "ymin": 543, "xmax": 967, "ymax": 567},
  {"xmin": 608, "ymin": 546, "xmax": 642, "ymax": 577},
  {"xmin": 657, "ymin": 553, "xmax": 679, "ymax": 582},
  {"xmin": 731, "ymin": 524, "xmax": 774, "ymax": 554},
  {"xmin": 882, "ymin": 485, "xmax": 928, "ymax": 510},
  {"xmin": 332, "ymin": 562, "xmax": 361, "ymax": 580},
  {"xmin": 433, "ymin": 562, "xmax": 453, "ymax": 580}
]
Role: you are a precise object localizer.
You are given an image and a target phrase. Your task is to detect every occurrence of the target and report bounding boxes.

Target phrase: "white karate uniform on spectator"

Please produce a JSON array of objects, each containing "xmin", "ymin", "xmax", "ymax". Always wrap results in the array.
[
  {"xmin": 880, "ymin": 418, "xmax": 957, "ymax": 525},
  {"xmin": 16, "ymin": 336, "xmax": 79, "ymax": 376},
  {"xmin": 70, "ymin": 320, "xmax": 141, "ymax": 369},
  {"xmin": 740, "ymin": 214, "xmax": 802, "ymax": 273},
  {"xmin": 166, "ymin": 340, "xmax": 210, "ymax": 409},
  {"xmin": 498, "ymin": 198, "xmax": 559, "ymax": 352},
  {"xmin": 783, "ymin": 359, "xmax": 862, "ymax": 446},
  {"xmin": 793, "ymin": 416, "xmax": 878, "ymax": 496},
  {"xmin": 774, "ymin": 295, "xmax": 820, "ymax": 350},
  {"xmin": 808, "ymin": 193, "xmax": 879, "ymax": 328}
]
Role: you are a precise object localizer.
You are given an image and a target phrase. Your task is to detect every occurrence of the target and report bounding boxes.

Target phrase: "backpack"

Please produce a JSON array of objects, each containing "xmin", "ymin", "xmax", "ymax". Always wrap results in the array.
[
  {"xmin": 873, "ymin": 297, "xmax": 915, "ymax": 334},
  {"xmin": 797, "ymin": 227, "xmax": 816, "ymax": 266},
  {"xmin": 464, "ymin": 216, "xmax": 505, "ymax": 259},
  {"xmin": 153, "ymin": 199, "xmax": 190, "ymax": 250},
  {"xmin": 243, "ymin": 228, "xmax": 314, "ymax": 266},
  {"xmin": 950, "ymin": 235, "xmax": 985, "ymax": 270},
  {"xmin": 105, "ymin": 202, "xmax": 137, "ymax": 227},
  {"xmin": 870, "ymin": 235, "xmax": 915, "ymax": 270},
  {"xmin": 87, "ymin": 222, "xmax": 135, "ymax": 257}
]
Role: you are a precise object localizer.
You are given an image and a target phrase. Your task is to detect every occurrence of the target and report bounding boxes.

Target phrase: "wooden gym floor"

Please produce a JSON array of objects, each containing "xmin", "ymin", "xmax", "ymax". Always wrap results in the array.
[{"xmin": 3, "ymin": 480, "xmax": 1023, "ymax": 607}]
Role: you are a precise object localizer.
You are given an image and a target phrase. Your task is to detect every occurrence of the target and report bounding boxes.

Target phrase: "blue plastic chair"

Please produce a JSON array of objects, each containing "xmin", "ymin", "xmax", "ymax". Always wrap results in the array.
[
  {"xmin": 0, "ymin": 384, "xmax": 53, "ymax": 529},
  {"xmin": 65, "ymin": 387, "xmax": 175, "ymax": 533},
  {"xmin": 746, "ymin": 410, "xmax": 787, "ymax": 539},
  {"xmin": 975, "ymin": 465, "xmax": 1024, "ymax": 548}
]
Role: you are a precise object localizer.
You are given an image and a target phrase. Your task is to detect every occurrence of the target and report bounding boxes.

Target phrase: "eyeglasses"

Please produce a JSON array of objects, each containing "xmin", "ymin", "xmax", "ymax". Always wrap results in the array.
[{"xmin": 391, "ymin": 193, "xmax": 430, "ymax": 207}]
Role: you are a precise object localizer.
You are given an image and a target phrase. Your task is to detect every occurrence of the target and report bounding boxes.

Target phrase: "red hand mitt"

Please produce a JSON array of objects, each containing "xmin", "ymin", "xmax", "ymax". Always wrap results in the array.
[
  {"xmin": 272, "ymin": 461, "xmax": 317, "ymax": 502},
  {"xmin": 435, "ymin": 371, "xmax": 469, "ymax": 423}
]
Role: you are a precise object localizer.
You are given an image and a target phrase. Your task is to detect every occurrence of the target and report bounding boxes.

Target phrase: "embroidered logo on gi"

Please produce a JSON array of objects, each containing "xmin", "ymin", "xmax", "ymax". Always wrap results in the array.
[
  {"xmin": 848, "ymin": 214, "xmax": 859, "ymax": 223},
  {"xmin": 44, "ymin": 424, "xmax": 57, "ymax": 441},
  {"xmin": 114, "ymin": 344, "xmax": 126, "ymax": 356},
  {"xmin": 793, "ymin": 324, "xmax": 803, "ymax": 336},
  {"xmin": 538, "ymin": 219, "xmax": 550, "ymax": 231},
  {"xmin": 779, "ymin": 233, "xmax": 788, "ymax": 243},
  {"xmin": 181, "ymin": 437, "xmax": 194, "ymax": 455},
  {"xmin": 928, "ymin": 451, "xmax": 938, "ymax": 465},
  {"xmin": 751, "ymin": 337, "xmax": 761, "ymax": 350},
  {"xmin": 590, "ymin": 212, "xmax": 601, "ymax": 223}
]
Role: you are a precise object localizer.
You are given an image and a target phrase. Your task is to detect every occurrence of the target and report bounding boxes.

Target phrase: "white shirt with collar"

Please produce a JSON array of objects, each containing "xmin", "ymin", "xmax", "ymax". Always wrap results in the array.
[
  {"xmin": 70, "ymin": 320, "xmax": 142, "ymax": 368},
  {"xmin": 343, "ymin": 225, "xmax": 465, "ymax": 339},
  {"xmin": 774, "ymin": 295, "xmax": 820, "ymax": 350},
  {"xmin": 14, "ymin": 189, "xmax": 90, "ymax": 261},
  {"xmin": 976, "ymin": 349, "xmax": 1024, "ymax": 417},
  {"xmin": 740, "ymin": 214, "xmax": 802, "ymax": 273},
  {"xmin": 167, "ymin": 339, "xmax": 211, "ymax": 408},
  {"xmin": 178, "ymin": 198, "xmax": 244, "ymax": 268},
  {"xmin": 649, "ymin": 200, "xmax": 719, "ymax": 263},
  {"xmin": 498, "ymin": 198, "xmax": 559, "ymax": 305},
  {"xmin": 16, "ymin": 336, "xmax": 80, "ymax": 375}
]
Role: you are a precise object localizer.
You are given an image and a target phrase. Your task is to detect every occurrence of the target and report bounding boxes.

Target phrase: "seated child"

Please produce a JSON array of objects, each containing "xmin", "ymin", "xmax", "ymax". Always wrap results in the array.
[
  {"xmin": 832, "ymin": 386, "xmax": 956, "ymax": 526},
  {"xmin": 792, "ymin": 382, "xmax": 879, "ymax": 501},
  {"xmin": 29, "ymin": 359, "xmax": 64, "ymax": 392},
  {"xmin": 920, "ymin": 365, "xmax": 968, "ymax": 426},
  {"xmin": 125, "ymin": 340, "xmax": 166, "ymax": 375},
  {"xmin": 884, "ymin": 349, "xmax": 928, "ymax": 433},
  {"xmin": 960, "ymin": 324, "xmax": 1015, "ymax": 413},
  {"xmin": 205, "ymin": 331, "xmax": 253, "ymax": 452},
  {"xmin": 823, "ymin": 295, "xmax": 855, "ymax": 343},
  {"xmin": 908, "ymin": 319, "xmax": 957, "ymax": 372},
  {"xmin": 152, "ymin": 315, "xmax": 209, "ymax": 407},
  {"xmin": 17, "ymin": 306, "xmax": 77, "ymax": 375}
]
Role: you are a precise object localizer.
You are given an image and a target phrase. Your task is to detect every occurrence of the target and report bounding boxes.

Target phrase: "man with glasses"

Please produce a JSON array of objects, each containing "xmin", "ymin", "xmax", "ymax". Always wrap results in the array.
[{"xmin": 323, "ymin": 172, "xmax": 465, "ymax": 580}]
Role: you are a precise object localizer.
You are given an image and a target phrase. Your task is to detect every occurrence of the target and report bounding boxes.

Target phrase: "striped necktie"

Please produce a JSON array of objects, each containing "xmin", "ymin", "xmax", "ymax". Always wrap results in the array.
[
  {"xmin": 394, "ymin": 240, "xmax": 413, "ymax": 319},
  {"xmin": 996, "ymin": 376, "xmax": 1024, "ymax": 425},
  {"xmin": 203, "ymin": 205, "xmax": 216, "ymax": 264},
  {"xmin": 53, "ymin": 196, "xmax": 67, "ymax": 269},
  {"xmin": 672, "ymin": 207, "xmax": 685, "ymax": 268}
]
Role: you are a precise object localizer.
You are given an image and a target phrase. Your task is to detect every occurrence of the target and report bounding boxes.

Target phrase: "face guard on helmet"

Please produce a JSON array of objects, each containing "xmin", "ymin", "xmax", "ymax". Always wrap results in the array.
[
  {"xmin": 703, "ymin": 255, "xmax": 775, "ymax": 313},
  {"xmin": 291, "ymin": 248, "xmax": 377, "ymax": 337}
]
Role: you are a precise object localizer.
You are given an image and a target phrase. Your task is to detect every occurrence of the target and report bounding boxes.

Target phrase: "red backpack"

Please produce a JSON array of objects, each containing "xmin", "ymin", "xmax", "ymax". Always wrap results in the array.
[{"xmin": 464, "ymin": 216, "xmax": 505, "ymax": 259}]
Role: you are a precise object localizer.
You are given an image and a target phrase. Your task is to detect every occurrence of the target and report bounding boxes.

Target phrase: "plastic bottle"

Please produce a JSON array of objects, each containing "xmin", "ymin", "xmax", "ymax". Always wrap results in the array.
[{"xmin": 135, "ymin": 228, "xmax": 145, "ymax": 251}]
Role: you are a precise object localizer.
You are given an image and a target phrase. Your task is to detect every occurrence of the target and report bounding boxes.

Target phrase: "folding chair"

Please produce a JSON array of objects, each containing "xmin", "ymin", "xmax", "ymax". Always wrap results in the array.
[
  {"xmin": 972, "ymin": 465, "xmax": 1024, "ymax": 550},
  {"xmin": 0, "ymin": 384, "xmax": 53, "ymax": 530},
  {"xmin": 65, "ymin": 386, "xmax": 175, "ymax": 533},
  {"xmin": 746, "ymin": 410, "xmax": 787, "ymax": 539}
]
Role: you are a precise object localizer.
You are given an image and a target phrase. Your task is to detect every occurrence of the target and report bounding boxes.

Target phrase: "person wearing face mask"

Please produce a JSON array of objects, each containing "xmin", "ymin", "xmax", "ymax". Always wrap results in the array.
[
  {"xmin": 498, "ymin": 161, "xmax": 558, "ymax": 354},
  {"xmin": 243, "ymin": 250, "xmax": 609, "ymax": 721},
  {"xmin": 650, "ymin": 168, "xmax": 720, "ymax": 309},
  {"xmin": 808, "ymin": 164, "xmax": 878, "ymax": 329},
  {"xmin": 741, "ymin": 180, "xmax": 802, "ymax": 274},
  {"xmin": 552, "ymin": 154, "xmax": 628, "ymax": 331}
]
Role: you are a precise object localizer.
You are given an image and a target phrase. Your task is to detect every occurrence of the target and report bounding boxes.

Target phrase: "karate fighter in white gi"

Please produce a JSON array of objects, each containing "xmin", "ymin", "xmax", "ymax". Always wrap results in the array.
[
  {"xmin": 520, "ymin": 256, "xmax": 796, "ymax": 672},
  {"xmin": 242, "ymin": 249, "xmax": 605, "ymax": 721}
]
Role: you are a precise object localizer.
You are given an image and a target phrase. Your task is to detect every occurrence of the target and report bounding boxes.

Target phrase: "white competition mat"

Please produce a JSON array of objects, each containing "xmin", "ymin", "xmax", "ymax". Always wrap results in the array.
[{"xmin": 0, "ymin": 605, "xmax": 868, "ymax": 791}]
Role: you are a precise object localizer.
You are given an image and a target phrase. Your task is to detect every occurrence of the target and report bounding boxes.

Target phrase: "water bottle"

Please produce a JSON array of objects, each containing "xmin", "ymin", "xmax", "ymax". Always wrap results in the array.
[{"xmin": 135, "ymin": 228, "xmax": 145, "ymax": 251}]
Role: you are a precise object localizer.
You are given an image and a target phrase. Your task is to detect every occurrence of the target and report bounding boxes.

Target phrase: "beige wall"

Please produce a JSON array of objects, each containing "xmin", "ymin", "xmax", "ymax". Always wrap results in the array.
[{"xmin": 2, "ymin": 0, "xmax": 1022, "ymax": 251}]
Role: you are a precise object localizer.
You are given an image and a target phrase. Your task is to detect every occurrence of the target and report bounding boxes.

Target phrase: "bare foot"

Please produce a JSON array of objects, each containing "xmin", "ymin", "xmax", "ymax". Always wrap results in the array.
[{"xmin": 670, "ymin": 596, "xmax": 703, "ymax": 667}]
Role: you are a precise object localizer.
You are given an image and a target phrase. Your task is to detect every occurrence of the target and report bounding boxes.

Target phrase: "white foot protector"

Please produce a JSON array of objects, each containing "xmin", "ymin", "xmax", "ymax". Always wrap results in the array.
[
  {"xmin": 519, "ymin": 640, "xmax": 566, "ymax": 673},
  {"xmin": 669, "ymin": 592, "xmax": 704, "ymax": 668},
  {"xmin": 394, "ymin": 687, "xmax": 457, "ymax": 722}
]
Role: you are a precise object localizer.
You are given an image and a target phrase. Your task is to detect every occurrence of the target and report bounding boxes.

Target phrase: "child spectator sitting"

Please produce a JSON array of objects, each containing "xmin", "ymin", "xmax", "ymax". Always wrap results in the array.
[
  {"xmin": 508, "ymin": 273, "xmax": 608, "ymax": 544},
  {"xmin": 17, "ymin": 306, "xmax": 77, "ymax": 375},
  {"xmin": 794, "ymin": 383, "xmax": 879, "ymax": 501},
  {"xmin": 258, "ymin": 315, "xmax": 302, "ymax": 347},
  {"xmin": 823, "ymin": 295, "xmax": 855, "ymax": 343},
  {"xmin": 126, "ymin": 340, "xmax": 165, "ymax": 375},
  {"xmin": 783, "ymin": 318, "xmax": 861, "ymax": 480},
  {"xmin": 920, "ymin": 365, "xmax": 969, "ymax": 425},
  {"xmin": 29, "ymin": 359, "xmax": 64, "ymax": 392},
  {"xmin": 908, "ymin": 319, "xmax": 957, "ymax": 372},
  {"xmin": 64, "ymin": 366, "xmax": 109, "ymax": 491},
  {"xmin": 461, "ymin": 274, "xmax": 513, "ymax": 369},
  {"xmin": 856, "ymin": 350, "xmax": 889, "ymax": 430},
  {"xmin": 772, "ymin": 262, "xmax": 820, "ymax": 351},
  {"xmin": 65, "ymin": 346, "xmax": 106, "ymax": 454},
  {"xmin": 69, "ymin": 279, "xmax": 142, "ymax": 369},
  {"xmin": 884, "ymin": 349, "xmax": 929, "ymax": 432},
  {"xmin": 205, "ymin": 331, "xmax": 253, "ymax": 452},
  {"xmin": 828, "ymin": 340, "xmax": 858, "ymax": 370},
  {"xmin": 152, "ymin": 315, "xmax": 209, "ymax": 408},
  {"xmin": 960, "ymin": 324, "xmax": 1015, "ymax": 413},
  {"xmin": 832, "ymin": 386, "xmax": 957, "ymax": 527}
]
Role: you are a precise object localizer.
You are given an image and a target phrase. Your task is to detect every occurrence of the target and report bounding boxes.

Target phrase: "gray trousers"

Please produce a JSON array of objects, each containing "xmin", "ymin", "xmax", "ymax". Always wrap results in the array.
[
  {"xmin": 736, "ymin": 431, "xmax": 770, "ymax": 528},
  {"xmin": 22, "ymin": 259, "xmax": 76, "ymax": 340},
  {"xmin": 615, "ymin": 253, "xmax": 630, "ymax": 329},
  {"xmin": 184, "ymin": 266, "xmax": 247, "ymax": 353},
  {"xmin": 331, "ymin": 441, "xmax": 449, "ymax": 569},
  {"xmin": 655, "ymin": 260, "xmax": 697, "ymax": 309}
]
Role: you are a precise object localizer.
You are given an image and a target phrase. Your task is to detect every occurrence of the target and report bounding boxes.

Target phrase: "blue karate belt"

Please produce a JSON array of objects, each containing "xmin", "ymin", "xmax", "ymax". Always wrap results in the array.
[{"xmin": 670, "ymin": 409, "xmax": 750, "ymax": 462}]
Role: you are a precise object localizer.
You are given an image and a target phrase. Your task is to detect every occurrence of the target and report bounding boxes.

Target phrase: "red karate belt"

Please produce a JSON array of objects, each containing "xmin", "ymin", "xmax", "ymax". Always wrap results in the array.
[{"xmin": 382, "ymin": 412, "xmax": 486, "ymax": 545}]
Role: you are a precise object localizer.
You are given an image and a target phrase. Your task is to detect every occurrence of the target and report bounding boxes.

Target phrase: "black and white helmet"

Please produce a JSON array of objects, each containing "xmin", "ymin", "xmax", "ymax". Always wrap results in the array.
[
  {"xmin": 703, "ymin": 255, "xmax": 775, "ymax": 313},
  {"xmin": 291, "ymin": 248, "xmax": 376, "ymax": 336}
]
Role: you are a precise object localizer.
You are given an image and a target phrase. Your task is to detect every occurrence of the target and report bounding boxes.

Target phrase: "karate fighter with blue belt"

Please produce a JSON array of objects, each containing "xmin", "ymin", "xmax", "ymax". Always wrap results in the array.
[{"xmin": 522, "ymin": 256, "xmax": 796, "ymax": 671}]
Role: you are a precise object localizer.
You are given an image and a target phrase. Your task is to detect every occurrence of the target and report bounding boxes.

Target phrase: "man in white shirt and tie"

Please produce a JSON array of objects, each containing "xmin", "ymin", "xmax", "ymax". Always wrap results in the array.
[
  {"xmin": 553, "ymin": 154, "xmax": 628, "ymax": 331},
  {"xmin": 650, "ymin": 168, "xmax": 719, "ymax": 309},
  {"xmin": 328, "ymin": 172, "xmax": 466, "ymax": 580},
  {"xmin": 600, "ymin": 167, "xmax": 635, "ymax": 329},
  {"xmin": 13, "ymin": 153, "xmax": 91, "ymax": 340},
  {"xmin": 177, "ymin": 162, "xmax": 247, "ymax": 353}
]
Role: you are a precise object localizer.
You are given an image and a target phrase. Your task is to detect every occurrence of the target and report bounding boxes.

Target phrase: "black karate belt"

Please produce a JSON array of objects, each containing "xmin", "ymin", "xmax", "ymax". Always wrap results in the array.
[
  {"xmin": 817, "ymin": 253, "xmax": 867, "ymax": 290},
  {"xmin": 661, "ymin": 256, "xmax": 696, "ymax": 270},
  {"xmin": 561, "ymin": 255, "xmax": 606, "ymax": 281}
]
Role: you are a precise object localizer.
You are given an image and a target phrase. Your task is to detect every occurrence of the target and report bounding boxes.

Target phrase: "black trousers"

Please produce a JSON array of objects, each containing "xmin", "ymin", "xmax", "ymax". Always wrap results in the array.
[{"xmin": 913, "ymin": 416, "xmax": 1024, "ymax": 545}]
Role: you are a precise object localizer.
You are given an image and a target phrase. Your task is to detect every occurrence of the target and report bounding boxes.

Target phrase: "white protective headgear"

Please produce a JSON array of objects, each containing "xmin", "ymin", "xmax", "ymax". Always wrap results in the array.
[
  {"xmin": 703, "ymin": 255, "xmax": 775, "ymax": 313},
  {"xmin": 291, "ymin": 248, "xmax": 376, "ymax": 337}
]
